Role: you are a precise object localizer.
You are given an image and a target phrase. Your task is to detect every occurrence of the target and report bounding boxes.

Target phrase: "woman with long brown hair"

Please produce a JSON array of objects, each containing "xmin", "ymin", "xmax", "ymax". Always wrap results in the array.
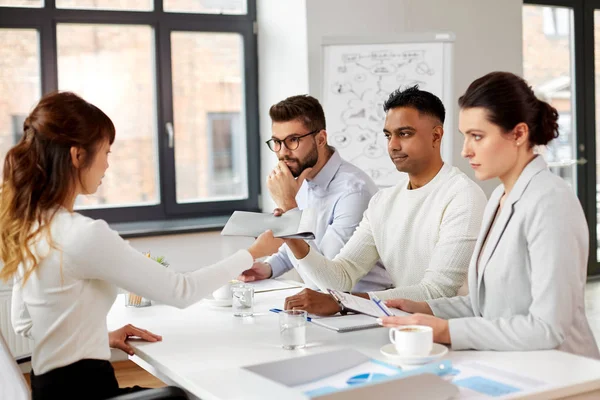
[{"xmin": 0, "ymin": 91, "xmax": 282, "ymax": 399}]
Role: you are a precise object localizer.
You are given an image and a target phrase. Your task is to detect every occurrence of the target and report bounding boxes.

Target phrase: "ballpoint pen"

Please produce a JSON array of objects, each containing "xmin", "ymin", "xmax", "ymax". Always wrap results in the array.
[
  {"xmin": 371, "ymin": 294, "xmax": 393, "ymax": 317},
  {"xmin": 269, "ymin": 308, "xmax": 312, "ymax": 322}
]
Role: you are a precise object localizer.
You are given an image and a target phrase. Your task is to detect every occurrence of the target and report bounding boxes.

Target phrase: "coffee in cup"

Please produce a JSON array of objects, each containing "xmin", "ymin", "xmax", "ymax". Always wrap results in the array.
[{"xmin": 389, "ymin": 325, "xmax": 433, "ymax": 356}]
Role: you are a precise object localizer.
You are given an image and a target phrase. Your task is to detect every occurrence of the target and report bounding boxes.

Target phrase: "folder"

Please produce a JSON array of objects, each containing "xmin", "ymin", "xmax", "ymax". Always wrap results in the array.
[
  {"xmin": 269, "ymin": 309, "xmax": 380, "ymax": 333},
  {"xmin": 309, "ymin": 314, "xmax": 381, "ymax": 333},
  {"xmin": 221, "ymin": 209, "xmax": 316, "ymax": 239}
]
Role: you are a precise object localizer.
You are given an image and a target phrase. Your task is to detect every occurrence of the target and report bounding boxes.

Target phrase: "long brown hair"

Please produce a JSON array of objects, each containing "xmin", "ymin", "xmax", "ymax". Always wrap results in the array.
[{"xmin": 0, "ymin": 91, "xmax": 115, "ymax": 284}]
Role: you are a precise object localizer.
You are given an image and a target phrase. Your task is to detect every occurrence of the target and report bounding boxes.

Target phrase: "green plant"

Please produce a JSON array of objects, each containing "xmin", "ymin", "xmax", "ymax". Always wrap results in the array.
[
  {"xmin": 143, "ymin": 252, "xmax": 169, "ymax": 268},
  {"xmin": 152, "ymin": 255, "xmax": 169, "ymax": 267}
]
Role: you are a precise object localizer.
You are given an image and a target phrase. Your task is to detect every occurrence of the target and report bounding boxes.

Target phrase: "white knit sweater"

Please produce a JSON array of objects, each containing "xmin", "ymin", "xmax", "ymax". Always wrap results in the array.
[
  {"xmin": 297, "ymin": 163, "xmax": 487, "ymax": 300},
  {"xmin": 11, "ymin": 210, "xmax": 252, "ymax": 375}
]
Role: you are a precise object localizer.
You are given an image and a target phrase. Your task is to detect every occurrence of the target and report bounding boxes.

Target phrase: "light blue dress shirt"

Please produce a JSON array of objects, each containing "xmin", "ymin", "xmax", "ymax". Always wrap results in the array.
[{"xmin": 267, "ymin": 151, "xmax": 393, "ymax": 292}]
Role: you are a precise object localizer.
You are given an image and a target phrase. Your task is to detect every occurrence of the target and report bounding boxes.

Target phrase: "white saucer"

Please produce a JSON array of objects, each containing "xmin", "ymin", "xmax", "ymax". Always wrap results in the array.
[
  {"xmin": 202, "ymin": 297, "xmax": 232, "ymax": 307},
  {"xmin": 380, "ymin": 343, "xmax": 448, "ymax": 365}
]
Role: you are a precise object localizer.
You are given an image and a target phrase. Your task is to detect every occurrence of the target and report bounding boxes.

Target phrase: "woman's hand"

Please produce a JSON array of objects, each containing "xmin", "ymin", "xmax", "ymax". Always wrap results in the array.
[
  {"xmin": 108, "ymin": 324, "xmax": 162, "ymax": 356},
  {"xmin": 247, "ymin": 230, "xmax": 284, "ymax": 260},
  {"xmin": 377, "ymin": 314, "xmax": 451, "ymax": 345},
  {"xmin": 385, "ymin": 299, "xmax": 433, "ymax": 315}
]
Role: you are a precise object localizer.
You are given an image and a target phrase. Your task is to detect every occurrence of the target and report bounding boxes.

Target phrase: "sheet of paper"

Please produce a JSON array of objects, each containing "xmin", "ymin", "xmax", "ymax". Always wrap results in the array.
[
  {"xmin": 330, "ymin": 290, "xmax": 388, "ymax": 317},
  {"xmin": 297, "ymin": 207, "xmax": 317, "ymax": 236},
  {"xmin": 390, "ymin": 308, "xmax": 411, "ymax": 317},
  {"xmin": 243, "ymin": 279, "xmax": 302, "ymax": 293},
  {"xmin": 449, "ymin": 362, "xmax": 547, "ymax": 399}
]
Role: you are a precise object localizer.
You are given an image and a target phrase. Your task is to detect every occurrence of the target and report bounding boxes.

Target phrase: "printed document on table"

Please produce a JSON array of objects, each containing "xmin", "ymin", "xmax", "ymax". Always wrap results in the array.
[{"xmin": 450, "ymin": 362, "xmax": 547, "ymax": 398}]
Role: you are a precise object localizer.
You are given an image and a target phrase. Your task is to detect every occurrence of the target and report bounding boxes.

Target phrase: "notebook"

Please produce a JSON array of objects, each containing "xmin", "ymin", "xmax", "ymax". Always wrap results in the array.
[
  {"xmin": 221, "ymin": 208, "xmax": 316, "ymax": 239},
  {"xmin": 310, "ymin": 314, "xmax": 381, "ymax": 333}
]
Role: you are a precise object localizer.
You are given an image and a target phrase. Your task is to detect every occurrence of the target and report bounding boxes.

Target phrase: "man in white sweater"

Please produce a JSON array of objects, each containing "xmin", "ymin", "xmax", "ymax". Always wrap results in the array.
[{"xmin": 280, "ymin": 85, "xmax": 487, "ymax": 315}]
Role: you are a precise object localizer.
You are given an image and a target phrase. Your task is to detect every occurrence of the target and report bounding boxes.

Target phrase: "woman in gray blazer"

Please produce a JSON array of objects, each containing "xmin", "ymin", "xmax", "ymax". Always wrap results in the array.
[{"xmin": 379, "ymin": 71, "xmax": 600, "ymax": 358}]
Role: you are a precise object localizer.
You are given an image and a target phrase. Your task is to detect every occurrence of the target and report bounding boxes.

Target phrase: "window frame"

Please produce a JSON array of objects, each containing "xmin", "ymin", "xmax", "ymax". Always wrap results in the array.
[{"xmin": 0, "ymin": 0, "xmax": 260, "ymax": 224}]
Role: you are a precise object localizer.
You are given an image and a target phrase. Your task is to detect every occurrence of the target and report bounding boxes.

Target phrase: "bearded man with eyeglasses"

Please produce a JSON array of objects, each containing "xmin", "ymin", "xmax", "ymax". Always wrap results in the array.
[{"xmin": 238, "ymin": 94, "xmax": 392, "ymax": 293}]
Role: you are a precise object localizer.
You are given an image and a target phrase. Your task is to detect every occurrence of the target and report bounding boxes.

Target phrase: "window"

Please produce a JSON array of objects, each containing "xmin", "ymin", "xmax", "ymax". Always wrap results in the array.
[
  {"xmin": 523, "ymin": 5, "xmax": 576, "ymax": 189},
  {"xmin": 0, "ymin": 0, "xmax": 259, "ymax": 223},
  {"xmin": 525, "ymin": 0, "xmax": 600, "ymax": 276},
  {"xmin": 170, "ymin": 32, "xmax": 247, "ymax": 204},
  {"xmin": 0, "ymin": 28, "xmax": 41, "ymax": 177},
  {"xmin": 542, "ymin": 6, "xmax": 571, "ymax": 37},
  {"xmin": 164, "ymin": 0, "xmax": 246, "ymax": 14},
  {"xmin": 56, "ymin": 23, "xmax": 159, "ymax": 209},
  {"xmin": 206, "ymin": 112, "xmax": 244, "ymax": 198}
]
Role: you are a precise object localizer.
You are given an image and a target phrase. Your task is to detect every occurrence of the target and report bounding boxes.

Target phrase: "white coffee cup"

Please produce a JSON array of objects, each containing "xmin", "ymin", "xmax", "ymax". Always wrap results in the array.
[
  {"xmin": 212, "ymin": 281, "xmax": 238, "ymax": 300},
  {"xmin": 389, "ymin": 325, "xmax": 433, "ymax": 356}
]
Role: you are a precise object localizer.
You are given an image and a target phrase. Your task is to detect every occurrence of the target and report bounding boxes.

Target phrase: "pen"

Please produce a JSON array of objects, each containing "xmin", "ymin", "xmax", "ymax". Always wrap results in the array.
[
  {"xmin": 371, "ymin": 294, "xmax": 392, "ymax": 317},
  {"xmin": 269, "ymin": 308, "xmax": 312, "ymax": 322}
]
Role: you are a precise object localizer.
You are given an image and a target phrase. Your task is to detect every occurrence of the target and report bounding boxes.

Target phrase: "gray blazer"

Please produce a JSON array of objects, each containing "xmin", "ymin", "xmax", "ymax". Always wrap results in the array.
[{"xmin": 428, "ymin": 156, "xmax": 599, "ymax": 358}]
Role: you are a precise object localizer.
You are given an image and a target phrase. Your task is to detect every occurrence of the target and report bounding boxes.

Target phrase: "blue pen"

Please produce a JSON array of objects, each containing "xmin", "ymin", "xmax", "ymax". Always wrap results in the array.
[
  {"xmin": 371, "ymin": 294, "xmax": 393, "ymax": 317},
  {"xmin": 269, "ymin": 308, "xmax": 312, "ymax": 322}
]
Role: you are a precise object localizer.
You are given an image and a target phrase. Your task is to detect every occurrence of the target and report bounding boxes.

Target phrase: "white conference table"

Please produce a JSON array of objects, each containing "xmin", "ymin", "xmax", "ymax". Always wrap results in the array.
[{"xmin": 107, "ymin": 288, "xmax": 600, "ymax": 400}]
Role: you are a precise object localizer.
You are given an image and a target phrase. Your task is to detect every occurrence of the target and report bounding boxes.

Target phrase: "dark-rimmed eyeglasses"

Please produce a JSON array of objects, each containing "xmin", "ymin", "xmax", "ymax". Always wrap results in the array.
[{"xmin": 265, "ymin": 129, "xmax": 320, "ymax": 152}]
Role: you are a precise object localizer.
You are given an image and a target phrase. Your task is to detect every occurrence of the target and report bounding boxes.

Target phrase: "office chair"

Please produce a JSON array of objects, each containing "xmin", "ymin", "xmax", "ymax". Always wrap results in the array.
[
  {"xmin": 0, "ymin": 331, "xmax": 188, "ymax": 400},
  {"xmin": 0, "ymin": 330, "xmax": 30, "ymax": 400}
]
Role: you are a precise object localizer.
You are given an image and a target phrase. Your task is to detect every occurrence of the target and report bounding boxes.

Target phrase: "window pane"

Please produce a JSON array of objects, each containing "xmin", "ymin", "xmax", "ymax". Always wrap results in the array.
[
  {"xmin": 0, "ymin": 0, "xmax": 42, "ymax": 7},
  {"xmin": 164, "ymin": 0, "xmax": 246, "ymax": 15},
  {"xmin": 57, "ymin": 24, "xmax": 159, "ymax": 209},
  {"xmin": 523, "ymin": 5, "xmax": 576, "ymax": 191},
  {"xmin": 171, "ymin": 32, "xmax": 248, "ymax": 203},
  {"xmin": 56, "ymin": 0, "xmax": 152, "ymax": 11},
  {"xmin": 0, "ymin": 29, "xmax": 41, "ymax": 176}
]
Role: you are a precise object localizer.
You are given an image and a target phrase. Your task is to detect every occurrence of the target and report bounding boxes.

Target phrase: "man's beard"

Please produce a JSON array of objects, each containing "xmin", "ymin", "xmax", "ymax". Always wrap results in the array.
[{"xmin": 280, "ymin": 144, "xmax": 319, "ymax": 177}]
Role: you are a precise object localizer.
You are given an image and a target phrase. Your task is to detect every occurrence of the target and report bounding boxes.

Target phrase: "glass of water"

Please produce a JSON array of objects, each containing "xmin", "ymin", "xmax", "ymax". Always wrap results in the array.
[
  {"xmin": 279, "ymin": 310, "xmax": 307, "ymax": 350},
  {"xmin": 232, "ymin": 285, "xmax": 254, "ymax": 317}
]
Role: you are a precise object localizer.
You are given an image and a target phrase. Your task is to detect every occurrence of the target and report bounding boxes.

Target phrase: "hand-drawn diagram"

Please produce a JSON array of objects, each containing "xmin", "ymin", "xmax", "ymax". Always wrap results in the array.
[{"xmin": 323, "ymin": 42, "xmax": 446, "ymax": 187}]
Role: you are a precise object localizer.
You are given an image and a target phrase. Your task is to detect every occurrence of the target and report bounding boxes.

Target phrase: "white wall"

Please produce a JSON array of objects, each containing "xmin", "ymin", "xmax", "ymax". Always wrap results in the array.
[
  {"xmin": 127, "ymin": 232, "xmax": 253, "ymax": 272},
  {"xmin": 257, "ymin": 0, "xmax": 310, "ymax": 211},
  {"xmin": 302, "ymin": 0, "xmax": 524, "ymax": 196}
]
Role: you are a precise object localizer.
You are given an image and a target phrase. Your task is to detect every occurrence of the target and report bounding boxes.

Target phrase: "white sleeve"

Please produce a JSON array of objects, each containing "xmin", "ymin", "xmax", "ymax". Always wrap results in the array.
[
  {"xmin": 11, "ymin": 283, "xmax": 33, "ymax": 338},
  {"xmin": 296, "ymin": 199, "xmax": 381, "ymax": 292},
  {"xmin": 64, "ymin": 219, "xmax": 253, "ymax": 309}
]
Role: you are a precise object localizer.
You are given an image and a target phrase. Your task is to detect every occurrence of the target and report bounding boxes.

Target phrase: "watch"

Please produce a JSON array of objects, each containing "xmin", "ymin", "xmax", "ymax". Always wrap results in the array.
[{"xmin": 332, "ymin": 293, "xmax": 349, "ymax": 316}]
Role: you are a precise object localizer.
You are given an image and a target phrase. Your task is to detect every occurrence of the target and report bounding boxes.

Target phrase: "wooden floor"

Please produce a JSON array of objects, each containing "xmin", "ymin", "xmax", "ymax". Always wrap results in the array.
[
  {"xmin": 22, "ymin": 360, "xmax": 166, "ymax": 389},
  {"xmin": 112, "ymin": 360, "xmax": 166, "ymax": 389}
]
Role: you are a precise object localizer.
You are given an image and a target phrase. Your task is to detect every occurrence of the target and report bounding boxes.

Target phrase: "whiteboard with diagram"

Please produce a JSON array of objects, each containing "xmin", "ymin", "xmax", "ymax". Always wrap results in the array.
[{"xmin": 322, "ymin": 34, "xmax": 454, "ymax": 187}]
